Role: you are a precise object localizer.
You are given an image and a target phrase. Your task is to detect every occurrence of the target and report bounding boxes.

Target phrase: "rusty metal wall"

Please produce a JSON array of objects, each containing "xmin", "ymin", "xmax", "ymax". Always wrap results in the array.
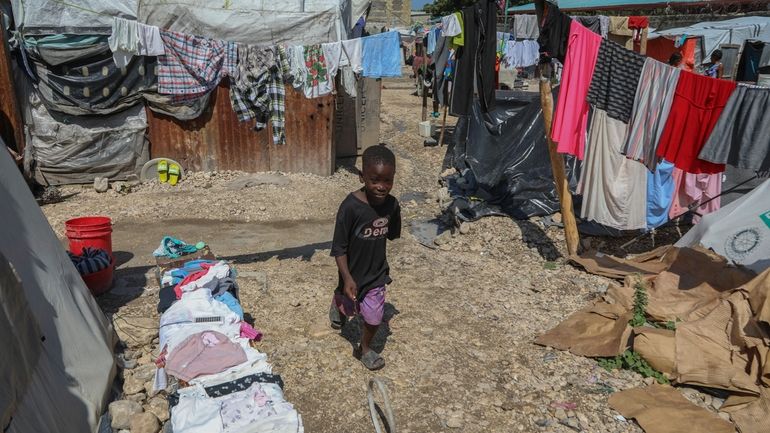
[{"xmin": 146, "ymin": 81, "xmax": 334, "ymax": 176}]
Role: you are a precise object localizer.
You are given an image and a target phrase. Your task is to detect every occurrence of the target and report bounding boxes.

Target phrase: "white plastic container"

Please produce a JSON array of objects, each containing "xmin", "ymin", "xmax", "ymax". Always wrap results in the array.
[{"xmin": 418, "ymin": 120, "xmax": 434, "ymax": 138}]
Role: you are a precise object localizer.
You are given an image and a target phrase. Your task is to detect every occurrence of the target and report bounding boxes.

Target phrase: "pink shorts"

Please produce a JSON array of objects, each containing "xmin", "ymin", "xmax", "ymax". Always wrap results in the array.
[{"xmin": 333, "ymin": 286, "xmax": 386, "ymax": 326}]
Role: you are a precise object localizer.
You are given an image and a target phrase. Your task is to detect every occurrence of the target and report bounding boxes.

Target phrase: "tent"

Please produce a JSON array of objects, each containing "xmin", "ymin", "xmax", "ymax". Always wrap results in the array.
[
  {"xmin": 676, "ymin": 178, "xmax": 770, "ymax": 274},
  {"xmin": 0, "ymin": 141, "xmax": 117, "ymax": 433}
]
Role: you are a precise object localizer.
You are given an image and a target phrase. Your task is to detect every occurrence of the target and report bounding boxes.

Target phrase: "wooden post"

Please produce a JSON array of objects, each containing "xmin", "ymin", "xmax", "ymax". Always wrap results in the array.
[
  {"xmin": 438, "ymin": 105, "xmax": 448, "ymax": 146},
  {"xmin": 639, "ymin": 27, "xmax": 649, "ymax": 55},
  {"xmin": 0, "ymin": 22, "xmax": 25, "ymax": 162},
  {"xmin": 535, "ymin": 0, "xmax": 580, "ymax": 256},
  {"xmin": 421, "ymin": 54, "xmax": 428, "ymax": 121}
]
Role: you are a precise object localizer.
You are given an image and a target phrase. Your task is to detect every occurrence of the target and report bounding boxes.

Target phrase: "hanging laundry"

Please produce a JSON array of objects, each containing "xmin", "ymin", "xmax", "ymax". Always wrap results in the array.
[
  {"xmin": 586, "ymin": 38, "xmax": 646, "ymax": 124},
  {"xmin": 321, "ymin": 42, "xmax": 343, "ymax": 79},
  {"xmin": 656, "ymin": 70, "xmax": 736, "ymax": 174},
  {"xmin": 229, "ymin": 45, "xmax": 290, "ymax": 145},
  {"xmin": 608, "ymin": 16, "xmax": 634, "ymax": 49},
  {"xmin": 699, "ymin": 85, "xmax": 770, "ymax": 172},
  {"xmin": 503, "ymin": 40, "xmax": 539, "ymax": 69},
  {"xmin": 513, "ymin": 14, "xmax": 540, "ymax": 40},
  {"xmin": 341, "ymin": 38, "xmax": 364, "ymax": 73},
  {"xmin": 165, "ymin": 331, "xmax": 248, "ymax": 382},
  {"xmin": 442, "ymin": 13, "xmax": 462, "ymax": 37},
  {"xmin": 580, "ymin": 109, "xmax": 648, "ymax": 231},
  {"xmin": 450, "ymin": 1, "xmax": 496, "ymax": 116},
  {"xmin": 362, "ymin": 31, "xmax": 402, "ymax": 78},
  {"xmin": 451, "ymin": 11, "xmax": 465, "ymax": 48},
  {"xmin": 599, "ymin": 16, "xmax": 610, "ymax": 38},
  {"xmin": 624, "ymin": 58, "xmax": 681, "ymax": 171},
  {"xmin": 552, "ymin": 20, "xmax": 602, "ymax": 160},
  {"xmin": 668, "ymin": 169, "xmax": 722, "ymax": 223},
  {"xmin": 108, "ymin": 17, "xmax": 164, "ymax": 68},
  {"xmin": 433, "ymin": 35, "xmax": 451, "ymax": 106},
  {"xmin": 157, "ymin": 31, "xmax": 237, "ymax": 101},
  {"xmin": 628, "ymin": 16, "xmax": 649, "ymax": 42},
  {"xmin": 302, "ymin": 44, "xmax": 332, "ymax": 98},
  {"xmin": 286, "ymin": 45, "xmax": 306, "ymax": 89},
  {"xmin": 537, "ymin": 4, "xmax": 571, "ymax": 62},
  {"xmin": 646, "ymin": 160, "xmax": 676, "ymax": 230},
  {"xmin": 427, "ymin": 27, "xmax": 438, "ymax": 55},
  {"xmin": 573, "ymin": 16, "xmax": 602, "ymax": 37}
]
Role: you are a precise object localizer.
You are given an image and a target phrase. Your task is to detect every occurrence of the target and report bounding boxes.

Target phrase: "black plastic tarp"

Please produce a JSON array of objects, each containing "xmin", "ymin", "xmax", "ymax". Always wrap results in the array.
[{"xmin": 445, "ymin": 89, "xmax": 579, "ymax": 220}]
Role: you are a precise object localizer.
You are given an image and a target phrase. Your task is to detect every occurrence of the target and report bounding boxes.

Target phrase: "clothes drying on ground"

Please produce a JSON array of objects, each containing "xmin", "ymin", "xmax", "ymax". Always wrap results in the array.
[
  {"xmin": 301, "ymin": 44, "xmax": 332, "ymax": 98},
  {"xmin": 167, "ymin": 373, "xmax": 285, "ymax": 407},
  {"xmin": 362, "ymin": 31, "xmax": 402, "ymax": 78},
  {"xmin": 624, "ymin": 58, "xmax": 681, "ymax": 171},
  {"xmin": 166, "ymin": 331, "xmax": 248, "ymax": 382},
  {"xmin": 450, "ymin": 1, "xmax": 497, "ymax": 116},
  {"xmin": 441, "ymin": 13, "xmax": 462, "ymax": 37},
  {"xmin": 175, "ymin": 261, "xmax": 235, "ymax": 298},
  {"xmin": 586, "ymin": 38, "xmax": 646, "ymax": 124},
  {"xmin": 699, "ymin": 85, "xmax": 770, "ymax": 172},
  {"xmin": 646, "ymin": 160, "xmax": 676, "ymax": 230},
  {"xmin": 229, "ymin": 45, "xmax": 289, "ymax": 145},
  {"xmin": 157, "ymin": 31, "xmax": 237, "ymax": 101},
  {"xmin": 656, "ymin": 71, "xmax": 736, "ymax": 174},
  {"xmin": 215, "ymin": 292, "xmax": 244, "ymax": 320},
  {"xmin": 552, "ymin": 20, "xmax": 602, "ymax": 160},
  {"xmin": 108, "ymin": 17, "xmax": 164, "ymax": 68},
  {"xmin": 668, "ymin": 169, "xmax": 722, "ymax": 223},
  {"xmin": 537, "ymin": 4, "xmax": 571, "ymax": 62},
  {"xmin": 579, "ymin": 109, "xmax": 648, "ymax": 231},
  {"xmin": 514, "ymin": 14, "xmax": 540, "ymax": 40},
  {"xmin": 159, "ymin": 288, "xmax": 242, "ymax": 353}
]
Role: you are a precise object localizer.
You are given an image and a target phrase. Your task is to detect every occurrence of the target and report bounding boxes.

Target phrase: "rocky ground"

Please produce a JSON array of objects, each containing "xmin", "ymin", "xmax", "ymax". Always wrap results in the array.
[{"xmin": 40, "ymin": 74, "xmax": 718, "ymax": 433}]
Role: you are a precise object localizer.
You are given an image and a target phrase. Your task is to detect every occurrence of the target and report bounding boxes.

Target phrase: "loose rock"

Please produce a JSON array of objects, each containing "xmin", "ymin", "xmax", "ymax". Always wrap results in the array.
[
  {"xmin": 109, "ymin": 400, "xmax": 143, "ymax": 430},
  {"xmin": 130, "ymin": 412, "xmax": 161, "ymax": 433}
]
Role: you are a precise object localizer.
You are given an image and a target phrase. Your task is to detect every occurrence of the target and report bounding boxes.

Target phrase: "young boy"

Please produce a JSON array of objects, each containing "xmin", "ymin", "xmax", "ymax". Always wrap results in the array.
[{"xmin": 329, "ymin": 145, "xmax": 401, "ymax": 371}]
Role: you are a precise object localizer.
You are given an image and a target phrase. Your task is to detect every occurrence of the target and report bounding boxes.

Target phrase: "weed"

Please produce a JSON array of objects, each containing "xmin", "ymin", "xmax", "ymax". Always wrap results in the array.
[{"xmin": 598, "ymin": 350, "xmax": 670, "ymax": 385}]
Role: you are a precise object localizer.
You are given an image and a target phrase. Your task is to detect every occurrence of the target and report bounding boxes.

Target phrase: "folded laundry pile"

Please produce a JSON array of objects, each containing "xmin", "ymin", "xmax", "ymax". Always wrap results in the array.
[
  {"xmin": 68, "ymin": 247, "xmax": 111, "ymax": 275},
  {"xmin": 152, "ymin": 239, "xmax": 301, "ymax": 433}
]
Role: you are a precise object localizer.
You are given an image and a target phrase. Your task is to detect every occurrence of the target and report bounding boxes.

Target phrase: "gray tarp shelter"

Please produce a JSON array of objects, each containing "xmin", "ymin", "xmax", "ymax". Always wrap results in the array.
[{"xmin": 0, "ymin": 143, "xmax": 116, "ymax": 433}]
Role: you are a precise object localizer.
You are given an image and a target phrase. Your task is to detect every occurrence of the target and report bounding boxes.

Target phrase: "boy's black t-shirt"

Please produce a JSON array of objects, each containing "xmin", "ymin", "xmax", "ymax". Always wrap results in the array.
[{"xmin": 331, "ymin": 192, "xmax": 401, "ymax": 300}]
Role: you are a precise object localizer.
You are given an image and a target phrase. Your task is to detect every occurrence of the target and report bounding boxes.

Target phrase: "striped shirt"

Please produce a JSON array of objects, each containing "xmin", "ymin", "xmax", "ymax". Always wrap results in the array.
[
  {"xmin": 623, "ymin": 58, "xmax": 681, "ymax": 171},
  {"xmin": 586, "ymin": 39, "xmax": 646, "ymax": 123}
]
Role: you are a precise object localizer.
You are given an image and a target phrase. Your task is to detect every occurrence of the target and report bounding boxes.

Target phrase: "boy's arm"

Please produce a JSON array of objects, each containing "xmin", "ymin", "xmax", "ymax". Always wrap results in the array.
[
  {"xmin": 387, "ymin": 201, "xmax": 402, "ymax": 240},
  {"xmin": 335, "ymin": 255, "xmax": 357, "ymax": 300}
]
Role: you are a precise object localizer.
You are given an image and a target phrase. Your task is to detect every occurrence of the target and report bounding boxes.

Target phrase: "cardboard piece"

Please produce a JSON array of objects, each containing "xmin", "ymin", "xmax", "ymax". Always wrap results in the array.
[
  {"xmin": 633, "ymin": 327, "xmax": 676, "ymax": 378},
  {"xmin": 569, "ymin": 245, "xmax": 676, "ymax": 280},
  {"xmin": 608, "ymin": 385, "xmax": 735, "ymax": 433},
  {"xmin": 535, "ymin": 302, "xmax": 632, "ymax": 357},
  {"xmin": 722, "ymin": 386, "xmax": 770, "ymax": 433},
  {"xmin": 745, "ymin": 268, "xmax": 770, "ymax": 326}
]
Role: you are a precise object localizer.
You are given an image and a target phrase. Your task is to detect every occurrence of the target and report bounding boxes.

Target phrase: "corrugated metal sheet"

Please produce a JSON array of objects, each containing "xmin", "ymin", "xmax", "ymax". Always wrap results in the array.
[{"xmin": 147, "ymin": 80, "xmax": 334, "ymax": 176}]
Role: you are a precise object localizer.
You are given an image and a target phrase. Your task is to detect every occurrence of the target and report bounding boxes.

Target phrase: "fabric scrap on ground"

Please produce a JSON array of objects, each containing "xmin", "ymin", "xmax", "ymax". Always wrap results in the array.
[{"xmin": 534, "ymin": 302, "xmax": 632, "ymax": 357}]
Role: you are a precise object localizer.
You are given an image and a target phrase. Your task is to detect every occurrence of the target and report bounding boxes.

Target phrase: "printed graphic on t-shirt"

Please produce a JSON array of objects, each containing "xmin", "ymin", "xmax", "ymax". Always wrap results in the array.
[{"xmin": 356, "ymin": 217, "xmax": 390, "ymax": 240}]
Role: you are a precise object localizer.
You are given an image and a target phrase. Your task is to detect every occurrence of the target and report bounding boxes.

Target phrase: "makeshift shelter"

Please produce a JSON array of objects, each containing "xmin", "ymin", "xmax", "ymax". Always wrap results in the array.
[
  {"xmin": 0, "ymin": 140, "xmax": 117, "ymax": 433},
  {"xmin": 676, "ymin": 178, "xmax": 770, "ymax": 274},
  {"xmin": 3, "ymin": 0, "xmax": 379, "ymax": 183}
]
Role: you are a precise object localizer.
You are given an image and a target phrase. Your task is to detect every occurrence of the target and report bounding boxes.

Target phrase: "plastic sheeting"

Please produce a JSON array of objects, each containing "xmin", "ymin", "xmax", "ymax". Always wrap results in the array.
[
  {"xmin": 446, "ymin": 90, "xmax": 579, "ymax": 220},
  {"xmin": 137, "ymin": 0, "xmax": 346, "ymax": 46},
  {"xmin": 0, "ymin": 141, "xmax": 116, "ymax": 433},
  {"xmin": 27, "ymin": 95, "xmax": 148, "ymax": 185},
  {"xmin": 12, "ymin": 0, "xmax": 137, "ymax": 34}
]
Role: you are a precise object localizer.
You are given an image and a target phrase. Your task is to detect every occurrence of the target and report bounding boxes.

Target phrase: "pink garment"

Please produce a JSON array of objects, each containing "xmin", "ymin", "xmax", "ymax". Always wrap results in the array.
[
  {"xmin": 240, "ymin": 322, "xmax": 263, "ymax": 342},
  {"xmin": 333, "ymin": 286, "xmax": 386, "ymax": 326},
  {"xmin": 166, "ymin": 331, "xmax": 247, "ymax": 382},
  {"xmin": 552, "ymin": 21, "xmax": 603, "ymax": 160},
  {"xmin": 668, "ymin": 168, "xmax": 721, "ymax": 223}
]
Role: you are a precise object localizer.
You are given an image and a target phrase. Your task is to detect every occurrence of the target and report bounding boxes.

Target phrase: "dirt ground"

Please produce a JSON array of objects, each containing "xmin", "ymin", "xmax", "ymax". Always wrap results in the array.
[{"xmin": 40, "ymin": 73, "xmax": 701, "ymax": 433}]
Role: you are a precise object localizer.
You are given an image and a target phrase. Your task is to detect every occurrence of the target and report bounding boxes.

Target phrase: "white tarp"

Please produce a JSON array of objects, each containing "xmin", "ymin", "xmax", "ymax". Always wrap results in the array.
[
  {"xmin": 651, "ymin": 17, "xmax": 770, "ymax": 64},
  {"xmin": 12, "ymin": 0, "xmax": 136, "ymax": 34},
  {"xmin": 676, "ymin": 179, "xmax": 770, "ymax": 274},
  {"xmin": 0, "ymin": 140, "xmax": 116, "ymax": 433}
]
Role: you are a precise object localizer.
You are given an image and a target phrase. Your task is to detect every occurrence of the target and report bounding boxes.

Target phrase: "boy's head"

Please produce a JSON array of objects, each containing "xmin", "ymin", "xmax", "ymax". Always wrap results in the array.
[
  {"xmin": 711, "ymin": 49, "xmax": 723, "ymax": 62},
  {"xmin": 360, "ymin": 145, "xmax": 396, "ymax": 206}
]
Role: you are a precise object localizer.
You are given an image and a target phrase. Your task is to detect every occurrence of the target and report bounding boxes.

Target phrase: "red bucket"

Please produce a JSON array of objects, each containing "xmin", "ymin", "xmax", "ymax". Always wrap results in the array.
[
  {"xmin": 81, "ymin": 260, "xmax": 114, "ymax": 296},
  {"xmin": 65, "ymin": 216, "xmax": 113, "ymax": 258}
]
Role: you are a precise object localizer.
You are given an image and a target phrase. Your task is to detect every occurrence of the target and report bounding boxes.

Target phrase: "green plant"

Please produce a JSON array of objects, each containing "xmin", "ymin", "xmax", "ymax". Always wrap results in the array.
[
  {"xmin": 629, "ymin": 279, "xmax": 649, "ymax": 327},
  {"xmin": 598, "ymin": 350, "xmax": 670, "ymax": 385}
]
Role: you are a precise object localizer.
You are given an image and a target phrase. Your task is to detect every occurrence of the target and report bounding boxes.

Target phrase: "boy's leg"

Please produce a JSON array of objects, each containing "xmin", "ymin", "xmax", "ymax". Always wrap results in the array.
[
  {"xmin": 358, "ymin": 286, "xmax": 386, "ymax": 370},
  {"xmin": 330, "ymin": 291, "xmax": 352, "ymax": 329}
]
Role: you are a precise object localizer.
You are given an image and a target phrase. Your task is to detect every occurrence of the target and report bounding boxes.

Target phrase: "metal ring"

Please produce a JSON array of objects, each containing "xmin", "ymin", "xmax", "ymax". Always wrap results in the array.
[{"xmin": 368, "ymin": 377, "xmax": 397, "ymax": 433}]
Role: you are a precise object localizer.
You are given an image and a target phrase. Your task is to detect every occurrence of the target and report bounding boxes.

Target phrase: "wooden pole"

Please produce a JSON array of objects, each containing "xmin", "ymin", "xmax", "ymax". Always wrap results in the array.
[
  {"xmin": 639, "ymin": 27, "xmax": 649, "ymax": 55},
  {"xmin": 421, "ymin": 56, "xmax": 428, "ymax": 121},
  {"xmin": 438, "ymin": 105, "xmax": 448, "ymax": 146},
  {"xmin": 535, "ymin": 0, "xmax": 579, "ymax": 256}
]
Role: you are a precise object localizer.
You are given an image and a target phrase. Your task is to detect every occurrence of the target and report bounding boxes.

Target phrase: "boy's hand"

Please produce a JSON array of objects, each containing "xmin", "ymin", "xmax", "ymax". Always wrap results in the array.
[{"xmin": 343, "ymin": 278, "xmax": 357, "ymax": 301}]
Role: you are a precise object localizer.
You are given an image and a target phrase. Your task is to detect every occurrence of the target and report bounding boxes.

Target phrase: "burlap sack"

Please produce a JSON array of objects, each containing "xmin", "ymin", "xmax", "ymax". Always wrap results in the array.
[{"xmin": 535, "ymin": 302, "xmax": 632, "ymax": 357}]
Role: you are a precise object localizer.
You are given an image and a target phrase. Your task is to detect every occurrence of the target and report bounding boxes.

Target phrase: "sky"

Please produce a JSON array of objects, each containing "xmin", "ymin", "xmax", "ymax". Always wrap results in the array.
[{"xmin": 412, "ymin": 0, "xmax": 433, "ymax": 10}]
